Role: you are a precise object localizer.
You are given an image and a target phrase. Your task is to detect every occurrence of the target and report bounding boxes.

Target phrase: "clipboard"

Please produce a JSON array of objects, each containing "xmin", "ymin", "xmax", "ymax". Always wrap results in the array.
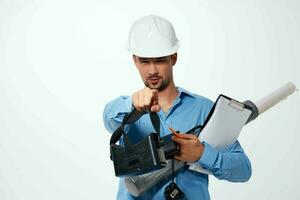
[{"xmin": 189, "ymin": 94, "xmax": 253, "ymax": 174}]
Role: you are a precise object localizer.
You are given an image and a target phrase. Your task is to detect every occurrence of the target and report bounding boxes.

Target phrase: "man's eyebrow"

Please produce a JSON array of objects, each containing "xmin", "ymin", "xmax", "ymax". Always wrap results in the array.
[
  {"xmin": 156, "ymin": 56, "xmax": 168, "ymax": 60},
  {"xmin": 138, "ymin": 57, "xmax": 150, "ymax": 61}
]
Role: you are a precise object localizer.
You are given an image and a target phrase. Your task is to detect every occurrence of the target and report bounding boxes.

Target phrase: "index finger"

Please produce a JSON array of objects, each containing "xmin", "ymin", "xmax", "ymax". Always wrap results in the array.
[
  {"xmin": 151, "ymin": 89, "xmax": 159, "ymax": 103},
  {"xmin": 170, "ymin": 130, "xmax": 197, "ymax": 140}
]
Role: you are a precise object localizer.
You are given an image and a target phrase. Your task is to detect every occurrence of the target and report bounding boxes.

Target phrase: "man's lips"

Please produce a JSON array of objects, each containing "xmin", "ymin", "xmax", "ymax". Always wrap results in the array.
[{"xmin": 147, "ymin": 76, "xmax": 161, "ymax": 84}]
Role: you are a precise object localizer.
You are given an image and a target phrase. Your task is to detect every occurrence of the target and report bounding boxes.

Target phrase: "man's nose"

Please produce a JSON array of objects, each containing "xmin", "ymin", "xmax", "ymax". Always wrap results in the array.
[{"xmin": 148, "ymin": 62, "xmax": 158, "ymax": 75}]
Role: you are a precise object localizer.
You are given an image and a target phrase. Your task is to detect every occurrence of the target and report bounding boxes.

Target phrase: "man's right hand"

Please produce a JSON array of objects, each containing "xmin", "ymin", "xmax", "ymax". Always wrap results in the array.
[{"xmin": 132, "ymin": 87, "xmax": 161, "ymax": 112}]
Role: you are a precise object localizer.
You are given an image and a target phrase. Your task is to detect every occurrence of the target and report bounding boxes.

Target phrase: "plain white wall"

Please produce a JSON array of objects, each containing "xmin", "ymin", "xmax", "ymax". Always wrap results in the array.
[{"xmin": 1, "ymin": 0, "xmax": 299, "ymax": 199}]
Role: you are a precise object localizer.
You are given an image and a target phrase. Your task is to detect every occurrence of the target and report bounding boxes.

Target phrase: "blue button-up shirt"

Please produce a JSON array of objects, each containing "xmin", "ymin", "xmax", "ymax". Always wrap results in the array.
[{"xmin": 103, "ymin": 87, "xmax": 252, "ymax": 200}]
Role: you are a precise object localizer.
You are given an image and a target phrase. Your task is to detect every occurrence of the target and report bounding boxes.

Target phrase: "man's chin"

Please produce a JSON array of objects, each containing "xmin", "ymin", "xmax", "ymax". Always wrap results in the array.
[
  {"xmin": 148, "ymin": 85, "xmax": 167, "ymax": 92},
  {"xmin": 146, "ymin": 82, "xmax": 161, "ymax": 89},
  {"xmin": 145, "ymin": 81, "xmax": 168, "ymax": 91},
  {"xmin": 148, "ymin": 85, "xmax": 160, "ymax": 90}
]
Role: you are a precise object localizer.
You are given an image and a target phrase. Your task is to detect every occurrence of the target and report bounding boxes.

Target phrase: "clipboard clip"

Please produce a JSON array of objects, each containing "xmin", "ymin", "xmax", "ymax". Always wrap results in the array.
[{"xmin": 228, "ymin": 99, "xmax": 245, "ymax": 111}]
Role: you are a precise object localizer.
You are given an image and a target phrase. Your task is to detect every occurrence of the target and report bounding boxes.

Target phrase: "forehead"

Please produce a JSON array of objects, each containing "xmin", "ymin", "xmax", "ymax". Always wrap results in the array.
[{"xmin": 136, "ymin": 56, "xmax": 170, "ymax": 61}]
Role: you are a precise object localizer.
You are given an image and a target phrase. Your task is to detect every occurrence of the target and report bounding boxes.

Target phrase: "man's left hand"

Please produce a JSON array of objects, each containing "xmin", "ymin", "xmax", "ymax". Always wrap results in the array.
[{"xmin": 171, "ymin": 133, "xmax": 204, "ymax": 162}]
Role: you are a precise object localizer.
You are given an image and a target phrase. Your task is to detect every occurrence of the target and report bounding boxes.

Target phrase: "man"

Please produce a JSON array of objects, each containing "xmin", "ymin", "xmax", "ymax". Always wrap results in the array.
[{"xmin": 103, "ymin": 15, "xmax": 251, "ymax": 200}]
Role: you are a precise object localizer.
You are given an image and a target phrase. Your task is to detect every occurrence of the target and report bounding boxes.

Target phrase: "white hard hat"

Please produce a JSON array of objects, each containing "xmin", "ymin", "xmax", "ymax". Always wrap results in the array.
[{"xmin": 126, "ymin": 15, "xmax": 179, "ymax": 58}]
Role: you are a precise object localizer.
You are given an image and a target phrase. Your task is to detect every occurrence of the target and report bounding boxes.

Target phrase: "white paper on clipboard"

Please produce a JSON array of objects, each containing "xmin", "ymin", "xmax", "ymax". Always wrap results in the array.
[{"xmin": 188, "ymin": 95, "xmax": 252, "ymax": 174}]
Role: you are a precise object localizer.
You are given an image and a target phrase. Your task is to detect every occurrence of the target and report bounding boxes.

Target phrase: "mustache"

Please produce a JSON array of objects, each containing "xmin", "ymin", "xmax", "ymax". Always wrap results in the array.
[{"xmin": 147, "ymin": 75, "xmax": 161, "ymax": 79}]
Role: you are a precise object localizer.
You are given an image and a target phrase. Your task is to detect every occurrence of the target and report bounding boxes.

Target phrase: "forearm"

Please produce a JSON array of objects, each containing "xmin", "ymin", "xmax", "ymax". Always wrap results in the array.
[
  {"xmin": 198, "ymin": 141, "xmax": 252, "ymax": 182},
  {"xmin": 103, "ymin": 96, "xmax": 133, "ymax": 133}
]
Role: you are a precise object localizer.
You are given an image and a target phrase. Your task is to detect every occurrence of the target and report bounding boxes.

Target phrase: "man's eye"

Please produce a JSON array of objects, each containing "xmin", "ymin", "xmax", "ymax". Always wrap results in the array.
[{"xmin": 141, "ymin": 61, "xmax": 149, "ymax": 64}]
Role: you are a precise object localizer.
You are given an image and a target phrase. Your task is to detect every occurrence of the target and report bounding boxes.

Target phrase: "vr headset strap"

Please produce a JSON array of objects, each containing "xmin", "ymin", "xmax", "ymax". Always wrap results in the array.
[
  {"xmin": 186, "ymin": 125, "xmax": 204, "ymax": 135},
  {"xmin": 109, "ymin": 109, "xmax": 160, "ymax": 145}
]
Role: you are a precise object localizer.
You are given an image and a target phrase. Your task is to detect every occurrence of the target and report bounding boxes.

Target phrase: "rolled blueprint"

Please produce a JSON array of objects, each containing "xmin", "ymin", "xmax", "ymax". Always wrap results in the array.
[
  {"xmin": 255, "ymin": 82, "xmax": 296, "ymax": 115},
  {"xmin": 125, "ymin": 160, "xmax": 185, "ymax": 197}
]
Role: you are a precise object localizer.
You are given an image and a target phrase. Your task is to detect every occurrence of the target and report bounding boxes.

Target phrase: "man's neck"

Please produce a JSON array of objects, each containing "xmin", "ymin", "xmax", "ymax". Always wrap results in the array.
[{"xmin": 158, "ymin": 82, "xmax": 178, "ymax": 113}]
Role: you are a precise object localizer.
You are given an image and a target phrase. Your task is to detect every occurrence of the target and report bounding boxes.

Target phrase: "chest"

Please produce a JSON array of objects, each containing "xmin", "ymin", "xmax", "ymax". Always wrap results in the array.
[{"xmin": 126, "ymin": 105, "xmax": 206, "ymax": 144}]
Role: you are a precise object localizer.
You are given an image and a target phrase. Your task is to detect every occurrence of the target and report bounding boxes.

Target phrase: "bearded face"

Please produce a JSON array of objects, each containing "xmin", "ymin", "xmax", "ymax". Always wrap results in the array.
[{"xmin": 133, "ymin": 54, "xmax": 177, "ymax": 92}]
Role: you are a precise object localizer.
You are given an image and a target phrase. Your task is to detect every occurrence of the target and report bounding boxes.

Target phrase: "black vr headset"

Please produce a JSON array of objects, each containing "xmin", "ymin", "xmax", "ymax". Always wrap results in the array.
[{"xmin": 109, "ymin": 109, "xmax": 203, "ymax": 177}]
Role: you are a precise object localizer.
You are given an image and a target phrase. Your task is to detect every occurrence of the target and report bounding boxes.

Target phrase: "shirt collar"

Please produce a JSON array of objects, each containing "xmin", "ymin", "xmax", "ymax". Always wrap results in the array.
[{"xmin": 177, "ymin": 87, "xmax": 197, "ymax": 99}]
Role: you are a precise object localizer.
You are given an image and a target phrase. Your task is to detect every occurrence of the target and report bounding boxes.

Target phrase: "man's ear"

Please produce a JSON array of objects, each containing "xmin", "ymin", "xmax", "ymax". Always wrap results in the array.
[
  {"xmin": 171, "ymin": 53, "xmax": 177, "ymax": 66},
  {"xmin": 133, "ymin": 55, "xmax": 137, "ymax": 65}
]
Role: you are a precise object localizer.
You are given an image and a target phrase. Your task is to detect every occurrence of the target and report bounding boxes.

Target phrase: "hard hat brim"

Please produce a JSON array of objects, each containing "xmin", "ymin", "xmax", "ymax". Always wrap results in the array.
[{"xmin": 126, "ymin": 43, "xmax": 180, "ymax": 58}]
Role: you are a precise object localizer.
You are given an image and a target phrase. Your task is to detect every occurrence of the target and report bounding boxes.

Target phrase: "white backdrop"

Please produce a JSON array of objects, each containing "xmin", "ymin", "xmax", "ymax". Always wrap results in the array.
[{"xmin": 1, "ymin": 0, "xmax": 299, "ymax": 199}]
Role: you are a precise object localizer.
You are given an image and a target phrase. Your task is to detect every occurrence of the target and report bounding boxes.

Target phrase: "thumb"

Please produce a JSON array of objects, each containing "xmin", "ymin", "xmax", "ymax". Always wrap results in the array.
[
  {"xmin": 150, "ymin": 104, "xmax": 161, "ymax": 112},
  {"xmin": 173, "ymin": 133, "xmax": 197, "ymax": 140}
]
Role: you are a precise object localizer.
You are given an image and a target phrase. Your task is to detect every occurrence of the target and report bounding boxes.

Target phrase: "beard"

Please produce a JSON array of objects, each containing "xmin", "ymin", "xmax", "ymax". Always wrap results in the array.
[{"xmin": 144, "ymin": 78, "xmax": 170, "ymax": 91}]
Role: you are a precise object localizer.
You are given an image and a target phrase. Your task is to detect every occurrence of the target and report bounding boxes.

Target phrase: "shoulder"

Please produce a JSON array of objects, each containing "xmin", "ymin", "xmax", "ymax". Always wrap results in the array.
[
  {"xmin": 106, "ymin": 95, "xmax": 131, "ymax": 106},
  {"xmin": 177, "ymin": 87, "xmax": 214, "ymax": 124},
  {"xmin": 103, "ymin": 95, "xmax": 133, "ymax": 116},
  {"xmin": 178, "ymin": 87, "xmax": 214, "ymax": 109}
]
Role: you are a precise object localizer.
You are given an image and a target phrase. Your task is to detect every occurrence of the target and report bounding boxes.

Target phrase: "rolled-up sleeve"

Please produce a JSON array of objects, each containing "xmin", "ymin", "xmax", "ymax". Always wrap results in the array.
[
  {"xmin": 198, "ymin": 141, "xmax": 252, "ymax": 182},
  {"xmin": 103, "ymin": 96, "xmax": 133, "ymax": 133}
]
